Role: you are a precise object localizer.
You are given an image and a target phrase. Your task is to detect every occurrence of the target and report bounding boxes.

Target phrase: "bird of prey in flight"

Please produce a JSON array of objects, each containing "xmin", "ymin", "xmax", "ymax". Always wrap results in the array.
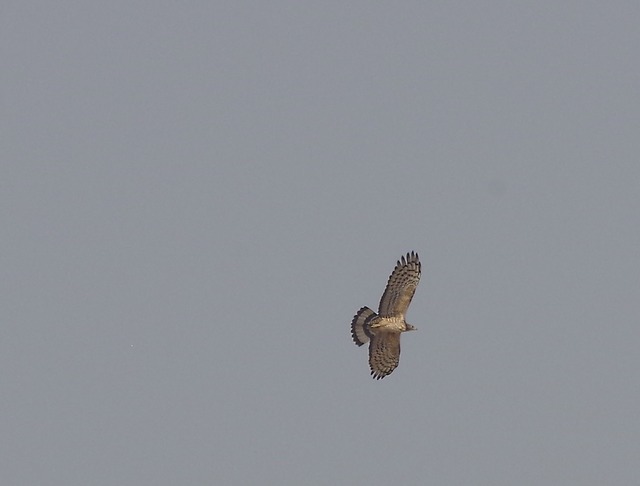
[{"xmin": 351, "ymin": 252, "xmax": 421, "ymax": 379}]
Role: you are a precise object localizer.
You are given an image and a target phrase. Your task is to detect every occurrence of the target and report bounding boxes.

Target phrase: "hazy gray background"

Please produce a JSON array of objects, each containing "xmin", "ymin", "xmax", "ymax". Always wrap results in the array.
[{"xmin": 3, "ymin": 2, "xmax": 639, "ymax": 484}]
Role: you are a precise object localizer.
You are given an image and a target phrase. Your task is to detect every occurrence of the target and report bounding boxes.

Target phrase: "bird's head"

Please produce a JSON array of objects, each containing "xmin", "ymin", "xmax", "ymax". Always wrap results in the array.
[{"xmin": 405, "ymin": 323, "xmax": 417, "ymax": 332}]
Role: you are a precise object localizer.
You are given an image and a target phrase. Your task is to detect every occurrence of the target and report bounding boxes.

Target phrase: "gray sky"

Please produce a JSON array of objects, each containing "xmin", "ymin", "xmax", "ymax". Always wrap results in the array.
[{"xmin": 3, "ymin": 2, "xmax": 639, "ymax": 485}]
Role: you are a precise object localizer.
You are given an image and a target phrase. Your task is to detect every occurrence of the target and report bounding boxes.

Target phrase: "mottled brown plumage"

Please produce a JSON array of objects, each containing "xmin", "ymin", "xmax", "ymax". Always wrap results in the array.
[{"xmin": 350, "ymin": 252, "xmax": 421, "ymax": 379}]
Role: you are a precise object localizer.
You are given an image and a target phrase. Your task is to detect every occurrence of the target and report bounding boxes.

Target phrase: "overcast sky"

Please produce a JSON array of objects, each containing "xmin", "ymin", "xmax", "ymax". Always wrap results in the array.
[{"xmin": 3, "ymin": 2, "xmax": 639, "ymax": 485}]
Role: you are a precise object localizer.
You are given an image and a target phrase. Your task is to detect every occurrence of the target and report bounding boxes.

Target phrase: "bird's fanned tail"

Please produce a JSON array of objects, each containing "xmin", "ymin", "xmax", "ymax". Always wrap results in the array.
[{"xmin": 351, "ymin": 306, "xmax": 378, "ymax": 346}]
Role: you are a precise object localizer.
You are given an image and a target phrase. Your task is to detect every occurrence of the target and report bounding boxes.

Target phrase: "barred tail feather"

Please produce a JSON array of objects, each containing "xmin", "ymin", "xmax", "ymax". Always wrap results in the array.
[{"xmin": 351, "ymin": 306, "xmax": 378, "ymax": 346}]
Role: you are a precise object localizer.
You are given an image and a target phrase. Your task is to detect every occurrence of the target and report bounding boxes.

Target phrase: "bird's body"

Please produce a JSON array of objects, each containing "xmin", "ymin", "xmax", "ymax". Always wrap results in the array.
[
  {"xmin": 351, "ymin": 252, "xmax": 421, "ymax": 379},
  {"xmin": 372, "ymin": 316, "xmax": 406, "ymax": 333}
]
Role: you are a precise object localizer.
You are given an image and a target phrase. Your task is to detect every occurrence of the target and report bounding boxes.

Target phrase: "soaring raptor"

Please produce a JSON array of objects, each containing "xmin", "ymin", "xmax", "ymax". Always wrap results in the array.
[{"xmin": 351, "ymin": 252, "xmax": 421, "ymax": 379}]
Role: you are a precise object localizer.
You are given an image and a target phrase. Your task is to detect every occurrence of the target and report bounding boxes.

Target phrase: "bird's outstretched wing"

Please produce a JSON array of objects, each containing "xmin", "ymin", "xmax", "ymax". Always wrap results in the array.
[
  {"xmin": 378, "ymin": 251, "xmax": 421, "ymax": 318},
  {"xmin": 369, "ymin": 332, "xmax": 401, "ymax": 380}
]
